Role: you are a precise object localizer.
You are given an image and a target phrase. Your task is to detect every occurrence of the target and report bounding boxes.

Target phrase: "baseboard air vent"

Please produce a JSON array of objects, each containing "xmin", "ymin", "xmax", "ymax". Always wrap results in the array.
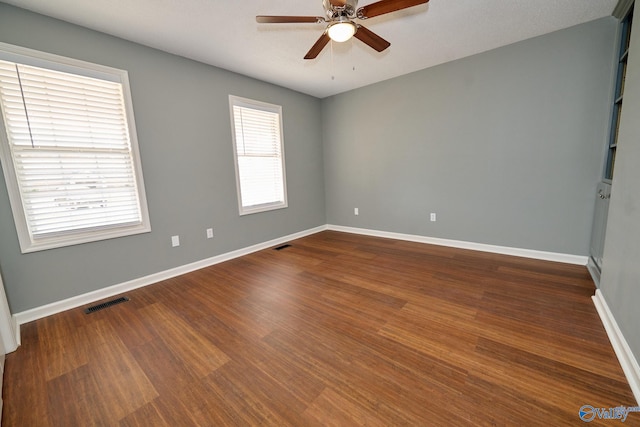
[
  {"xmin": 84, "ymin": 296, "xmax": 130, "ymax": 314},
  {"xmin": 274, "ymin": 244, "xmax": 291, "ymax": 251}
]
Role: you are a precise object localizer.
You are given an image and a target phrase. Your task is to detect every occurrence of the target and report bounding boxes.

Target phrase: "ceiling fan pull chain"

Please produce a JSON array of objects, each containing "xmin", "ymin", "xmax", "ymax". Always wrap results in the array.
[{"xmin": 331, "ymin": 40, "xmax": 335, "ymax": 80}]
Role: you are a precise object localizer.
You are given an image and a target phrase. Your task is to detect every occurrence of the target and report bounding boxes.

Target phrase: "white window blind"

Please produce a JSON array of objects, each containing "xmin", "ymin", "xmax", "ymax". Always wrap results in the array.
[
  {"xmin": 0, "ymin": 45, "xmax": 150, "ymax": 253},
  {"xmin": 229, "ymin": 96, "xmax": 287, "ymax": 215}
]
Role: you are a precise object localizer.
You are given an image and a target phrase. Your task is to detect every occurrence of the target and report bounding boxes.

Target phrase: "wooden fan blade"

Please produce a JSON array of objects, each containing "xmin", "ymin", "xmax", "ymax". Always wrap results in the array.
[
  {"xmin": 304, "ymin": 33, "xmax": 331, "ymax": 59},
  {"xmin": 354, "ymin": 25, "xmax": 390, "ymax": 52},
  {"xmin": 357, "ymin": 0, "xmax": 428, "ymax": 19},
  {"xmin": 256, "ymin": 15, "xmax": 324, "ymax": 23},
  {"xmin": 329, "ymin": 0, "xmax": 348, "ymax": 5}
]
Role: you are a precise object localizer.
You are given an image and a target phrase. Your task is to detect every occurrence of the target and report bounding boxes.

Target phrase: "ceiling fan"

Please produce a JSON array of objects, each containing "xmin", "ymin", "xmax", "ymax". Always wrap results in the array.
[{"xmin": 256, "ymin": 0, "xmax": 429, "ymax": 59}]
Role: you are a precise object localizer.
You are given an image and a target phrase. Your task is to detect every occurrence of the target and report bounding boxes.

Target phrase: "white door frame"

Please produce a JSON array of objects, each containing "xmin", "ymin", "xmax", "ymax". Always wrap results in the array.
[{"xmin": 0, "ymin": 269, "xmax": 18, "ymax": 354}]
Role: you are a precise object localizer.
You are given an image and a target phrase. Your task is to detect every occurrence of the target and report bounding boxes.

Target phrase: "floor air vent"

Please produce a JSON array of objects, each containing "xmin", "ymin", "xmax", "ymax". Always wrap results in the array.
[
  {"xmin": 274, "ymin": 244, "xmax": 291, "ymax": 251},
  {"xmin": 84, "ymin": 296, "xmax": 130, "ymax": 314}
]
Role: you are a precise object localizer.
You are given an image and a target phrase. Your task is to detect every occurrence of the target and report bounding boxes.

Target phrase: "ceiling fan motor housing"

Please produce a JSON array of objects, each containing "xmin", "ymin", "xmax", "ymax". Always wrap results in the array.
[{"xmin": 323, "ymin": 0, "xmax": 358, "ymax": 19}]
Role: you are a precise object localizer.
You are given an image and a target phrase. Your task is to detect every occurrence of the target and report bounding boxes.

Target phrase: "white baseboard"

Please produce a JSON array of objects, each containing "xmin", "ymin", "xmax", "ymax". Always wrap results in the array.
[
  {"xmin": 587, "ymin": 257, "xmax": 602, "ymax": 287},
  {"xmin": 327, "ymin": 225, "xmax": 589, "ymax": 265},
  {"xmin": 12, "ymin": 225, "xmax": 328, "ymax": 344},
  {"xmin": 11, "ymin": 224, "xmax": 588, "ymax": 345},
  {"xmin": 592, "ymin": 289, "xmax": 640, "ymax": 405}
]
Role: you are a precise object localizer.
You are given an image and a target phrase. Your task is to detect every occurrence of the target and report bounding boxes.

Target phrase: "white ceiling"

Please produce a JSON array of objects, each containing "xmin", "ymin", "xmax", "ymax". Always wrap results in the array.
[{"xmin": 3, "ymin": 0, "xmax": 618, "ymax": 98}]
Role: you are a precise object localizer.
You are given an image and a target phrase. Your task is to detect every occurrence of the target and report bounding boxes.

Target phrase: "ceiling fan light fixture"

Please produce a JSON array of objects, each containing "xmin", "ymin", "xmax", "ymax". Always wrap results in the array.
[{"xmin": 327, "ymin": 21, "xmax": 356, "ymax": 42}]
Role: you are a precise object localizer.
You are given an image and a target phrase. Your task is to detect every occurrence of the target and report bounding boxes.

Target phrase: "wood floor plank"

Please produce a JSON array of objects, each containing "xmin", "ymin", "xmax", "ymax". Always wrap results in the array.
[
  {"xmin": 303, "ymin": 387, "xmax": 389, "ymax": 427},
  {"xmin": 2, "ymin": 324, "xmax": 52, "ymax": 427},
  {"xmin": 99, "ymin": 299, "xmax": 156, "ymax": 350},
  {"xmin": 128, "ymin": 337, "xmax": 201, "ymax": 395},
  {"xmin": 80, "ymin": 319, "xmax": 159, "ymax": 422},
  {"xmin": 46, "ymin": 364, "xmax": 112, "ymax": 427},
  {"xmin": 379, "ymin": 320, "xmax": 628, "ymax": 416},
  {"xmin": 36, "ymin": 318, "xmax": 159, "ymax": 426},
  {"xmin": 137, "ymin": 302, "xmax": 230, "ymax": 378},
  {"xmin": 191, "ymin": 315, "xmax": 327, "ymax": 407},
  {"xmin": 475, "ymin": 337, "xmax": 634, "ymax": 404},
  {"xmin": 118, "ymin": 401, "xmax": 172, "ymax": 427},
  {"xmin": 384, "ymin": 300, "xmax": 626, "ymax": 380},
  {"xmin": 204, "ymin": 363, "xmax": 294, "ymax": 426},
  {"xmin": 2, "ymin": 231, "xmax": 636, "ymax": 425},
  {"xmin": 37, "ymin": 312, "xmax": 90, "ymax": 381},
  {"xmin": 261, "ymin": 326, "xmax": 469, "ymax": 425},
  {"xmin": 151, "ymin": 381, "xmax": 242, "ymax": 426},
  {"xmin": 204, "ymin": 360, "xmax": 318, "ymax": 426},
  {"xmin": 187, "ymin": 285, "xmax": 276, "ymax": 338}
]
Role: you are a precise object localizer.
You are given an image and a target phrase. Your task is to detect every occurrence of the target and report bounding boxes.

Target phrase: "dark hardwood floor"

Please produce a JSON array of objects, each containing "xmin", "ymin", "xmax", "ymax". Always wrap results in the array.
[{"xmin": 2, "ymin": 231, "xmax": 637, "ymax": 426}]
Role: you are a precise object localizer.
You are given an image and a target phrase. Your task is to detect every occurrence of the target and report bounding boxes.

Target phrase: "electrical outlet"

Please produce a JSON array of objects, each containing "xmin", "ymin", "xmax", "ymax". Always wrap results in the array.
[
  {"xmin": 430, "ymin": 213, "xmax": 436, "ymax": 222},
  {"xmin": 354, "ymin": 208, "xmax": 359, "ymax": 216},
  {"xmin": 171, "ymin": 235, "xmax": 180, "ymax": 247},
  {"xmin": 206, "ymin": 228, "xmax": 214, "ymax": 239}
]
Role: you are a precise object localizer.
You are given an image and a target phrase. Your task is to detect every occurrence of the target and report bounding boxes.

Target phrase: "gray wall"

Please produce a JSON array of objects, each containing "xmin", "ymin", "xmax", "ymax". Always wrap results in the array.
[
  {"xmin": 600, "ymin": 5, "xmax": 640, "ymax": 368},
  {"xmin": 0, "ymin": 4, "xmax": 326, "ymax": 312},
  {"xmin": 323, "ymin": 17, "xmax": 616, "ymax": 255}
]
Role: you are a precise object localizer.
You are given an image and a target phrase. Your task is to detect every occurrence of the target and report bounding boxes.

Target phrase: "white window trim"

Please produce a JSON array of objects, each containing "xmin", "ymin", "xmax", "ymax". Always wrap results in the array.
[
  {"xmin": 229, "ymin": 95, "xmax": 288, "ymax": 216},
  {"xmin": 0, "ymin": 42, "xmax": 151, "ymax": 253}
]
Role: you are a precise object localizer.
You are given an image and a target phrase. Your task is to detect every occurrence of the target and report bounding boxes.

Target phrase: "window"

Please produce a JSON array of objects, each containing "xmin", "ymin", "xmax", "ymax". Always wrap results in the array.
[
  {"xmin": 605, "ymin": 3, "xmax": 634, "ymax": 181},
  {"xmin": 0, "ymin": 43, "xmax": 150, "ymax": 253},
  {"xmin": 229, "ymin": 95, "xmax": 288, "ymax": 215}
]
